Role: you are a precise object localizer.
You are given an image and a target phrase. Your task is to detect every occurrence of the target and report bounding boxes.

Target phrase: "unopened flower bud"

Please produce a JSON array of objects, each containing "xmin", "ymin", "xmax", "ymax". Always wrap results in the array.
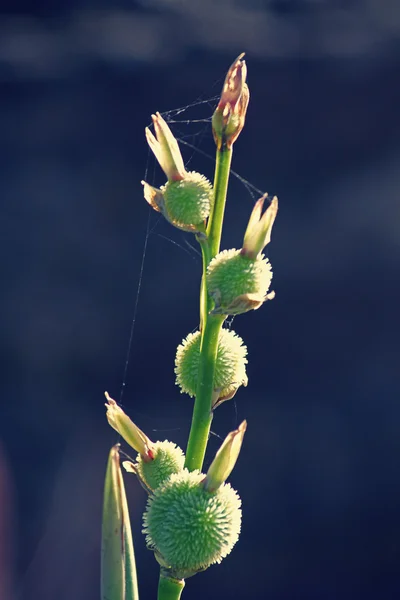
[
  {"xmin": 212, "ymin": 53, "xmax": 249, "ymax": 149},
  {"xmin": 204, "ymin": 421, "xmax": 247, "ymax": 493},
  {"xmin": 105, "ymin": 393, "xmax": 154, "ymax": 461},
  {"xmin": 175, "ymin": 329, "xmax": 248, "ymax": 405},
  {"xmin": 143, "ymin": 470, "xmax": 241, "ymax": 579},
  {"xmin": 145, "ymin": 112, "xmax": 186, "ymax": 182},
  {"xmin": 242, "ymin": 196, "xmax": 278, "ymax": 259}
]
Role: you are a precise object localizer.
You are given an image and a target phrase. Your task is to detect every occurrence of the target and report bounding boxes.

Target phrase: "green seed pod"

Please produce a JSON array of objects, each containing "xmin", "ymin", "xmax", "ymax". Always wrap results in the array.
[
  {"xmin": 143, "ymin": 470, "xmax": 241, "ymax": 579},
  {"xmin": 136, "ymin": 440, "xmax": 185, "ymax": 492},
  {"xmin": 175, "ymin": 328, "xmax": 248, "ymax": 403},
  {"xmin": 206, "ymin": 248, "xmax": 274, "ymax": 315},
  {"xmin": 161, "ymin": 171, "xmax": 213, "ymax": 231}
]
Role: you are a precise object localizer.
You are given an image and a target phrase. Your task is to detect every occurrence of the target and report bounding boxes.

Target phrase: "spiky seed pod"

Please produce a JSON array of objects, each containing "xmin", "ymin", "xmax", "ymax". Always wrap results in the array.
[
  {"xmin": 175, "ymin": 328, "xmax": 248, "ymax": 402},
  {"xmin": 136, "ymin": 440, "xmax": 185, "ymax": 492},
  {"xmin": 206, "ymin": 248, "xmax": 274, "ymax": 315},
  {"xmin": 143, "ymin": 470, "xmax": 241, "ymax": 579},
  {"xmin": 162, "ymin": 171, "xmax": 213, "ymax": 230}
]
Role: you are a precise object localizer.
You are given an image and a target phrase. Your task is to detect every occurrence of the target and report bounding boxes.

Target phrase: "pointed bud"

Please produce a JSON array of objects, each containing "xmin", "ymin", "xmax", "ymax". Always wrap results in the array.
[
  {"xmin": 212, "ymin": 53, "xmax": 249, "ymax": 149},
  {"xmin": 143, "ymin": 112, "xmax": 214, "ymax": 232},
  {"xmin": 101, "ymin": 445, "xmax": 138, "ymax": 600},
  {"xmin": 242, "ymin": 196, "xmax": 278, "ymax": 259},
  {"xmin": 105, "ymin": 393, "xmax": 154, "ymax": 461},
  {"xmin": 204, "ymin": 421, "xmax": 247, "ymax": 493},
  {"xmin": 145, "ymin": 112, "xmax": 186, "ymax": 182}
]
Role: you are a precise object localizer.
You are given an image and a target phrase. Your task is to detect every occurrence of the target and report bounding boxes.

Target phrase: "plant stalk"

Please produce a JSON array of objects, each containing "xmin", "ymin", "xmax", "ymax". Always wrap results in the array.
[
  {"xmin": 207, "ymin": 145, "xmax": 233, "ymax": 257},
  {"xmin": 157, "ymin": 574, "xmax": 185, "ymax": 600},
  {"xmin": 184, "ymin": 313, "xmax": 225, "ymax": 471},
  {"xmin": 185, "ymin": 144, "xmax": 232, "ymax": 472}
]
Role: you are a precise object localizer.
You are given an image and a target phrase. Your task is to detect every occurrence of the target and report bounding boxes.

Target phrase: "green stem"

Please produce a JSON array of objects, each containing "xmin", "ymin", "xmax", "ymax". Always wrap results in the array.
[
  {"xmin": 185, "ymin": 144, "xmax": 232, "ymax": 472},
  {"xmin": 157, "ymin": 573, "xmax": 185, "ymax": 600},
  {"xmin": 207, "ymin": 145, "xmax": 233, "ymax": 257},
  {"xmin": 184, "ymin": 313, "xmax": 225, "ymax": 471}
]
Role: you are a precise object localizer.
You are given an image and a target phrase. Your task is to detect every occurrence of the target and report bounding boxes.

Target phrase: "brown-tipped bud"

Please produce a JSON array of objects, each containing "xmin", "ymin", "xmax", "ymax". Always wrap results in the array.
[
  {"xmin": 212, "ymin": 53, "xmax": 249, "ymax": 149},
  {"xmin": 204, "ymin": 421, "xmax": 247, "ymax": 493},
  {"xmin": 242, "ymin": 196, "xmax": 278, "ymax": 259},
  {"xmin": 105, "ymin": 393, "xmax": 154, "ymax": 461},
  {"xmin": 145, "ymin": 112, "xmax": 186, "ymax": 182},
  {"xmin": 142, "ymin": 181, "xmax": 164, "ymax": 213}
]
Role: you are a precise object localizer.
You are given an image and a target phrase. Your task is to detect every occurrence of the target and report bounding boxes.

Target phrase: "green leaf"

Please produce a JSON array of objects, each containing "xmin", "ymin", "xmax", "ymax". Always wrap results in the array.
[{"xmin": 101, "ymin": 444, "xmax": 139, "ymax": 600}]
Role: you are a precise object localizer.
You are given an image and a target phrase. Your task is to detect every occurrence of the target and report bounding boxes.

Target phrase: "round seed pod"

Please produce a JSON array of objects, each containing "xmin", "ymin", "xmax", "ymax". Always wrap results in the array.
[
  {"xmin": 136, "ymin": 440, "xmax": 185, "ymax": 492},
  {"xmin": 175, "ymin": 328, "xmax": 248, "ymax": 402},
  {"xmin": 206, "ymin": 248, "xmax": 273, "ymax": 315},
  {"xmin": 143, "ymin": 469, "xmax": 241, "ymax": 578},
  {"xmin": 162, "ymin": 171, "xmax": 213, "ymax": 231}
]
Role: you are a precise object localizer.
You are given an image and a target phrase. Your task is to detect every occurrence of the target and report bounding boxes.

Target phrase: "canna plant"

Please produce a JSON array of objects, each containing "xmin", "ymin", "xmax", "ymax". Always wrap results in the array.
[{"xmin": 101, "ymin": 54, "xmax": 278, "ymax": 600}]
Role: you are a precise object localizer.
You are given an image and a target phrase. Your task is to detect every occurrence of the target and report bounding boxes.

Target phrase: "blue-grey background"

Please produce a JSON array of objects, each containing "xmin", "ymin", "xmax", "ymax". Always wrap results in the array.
[{"xmin": 1, "ymin": 1, "xmax": 400, "ymax": 599}]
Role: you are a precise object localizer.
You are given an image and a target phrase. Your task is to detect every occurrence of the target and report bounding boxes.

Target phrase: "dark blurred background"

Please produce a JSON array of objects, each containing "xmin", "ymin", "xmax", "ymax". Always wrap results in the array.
[{"xmin": 1, "ymin": 1, "xmax": 400, "ymax": 599}]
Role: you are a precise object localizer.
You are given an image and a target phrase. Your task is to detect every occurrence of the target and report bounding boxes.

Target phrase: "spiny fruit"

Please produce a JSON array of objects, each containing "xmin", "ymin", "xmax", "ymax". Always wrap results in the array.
[
  {"xmin": 175, "ymin": 328, "xmax": 248, "ymax": 402},
  {"xmin": 162, "ymin": 172, "xmax": 213, "ymax": 230},
  {"xmin": 207, "ymin": 248, "xmax": 273, "ymax": 315},
  {"xmin": 143, "ymin": 469, "xmax": 241, "ymax": 578},
  {"xmin": 136, "ymin": 440, "xmax": 185, "ymax": 491}
]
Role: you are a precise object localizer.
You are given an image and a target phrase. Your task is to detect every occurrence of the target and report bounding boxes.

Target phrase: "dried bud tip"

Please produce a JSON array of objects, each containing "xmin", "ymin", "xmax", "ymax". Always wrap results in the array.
[
  {"xmin": 122, "ymin": 460, "xmax": 136, "ymax": 474},
  {"xmin": 219, "ymin": 53, "xmax": 247, "ymax": 111},
  {"xmin": 141, "ymin": 181, "xmax": 164, "ymax": 213}
]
